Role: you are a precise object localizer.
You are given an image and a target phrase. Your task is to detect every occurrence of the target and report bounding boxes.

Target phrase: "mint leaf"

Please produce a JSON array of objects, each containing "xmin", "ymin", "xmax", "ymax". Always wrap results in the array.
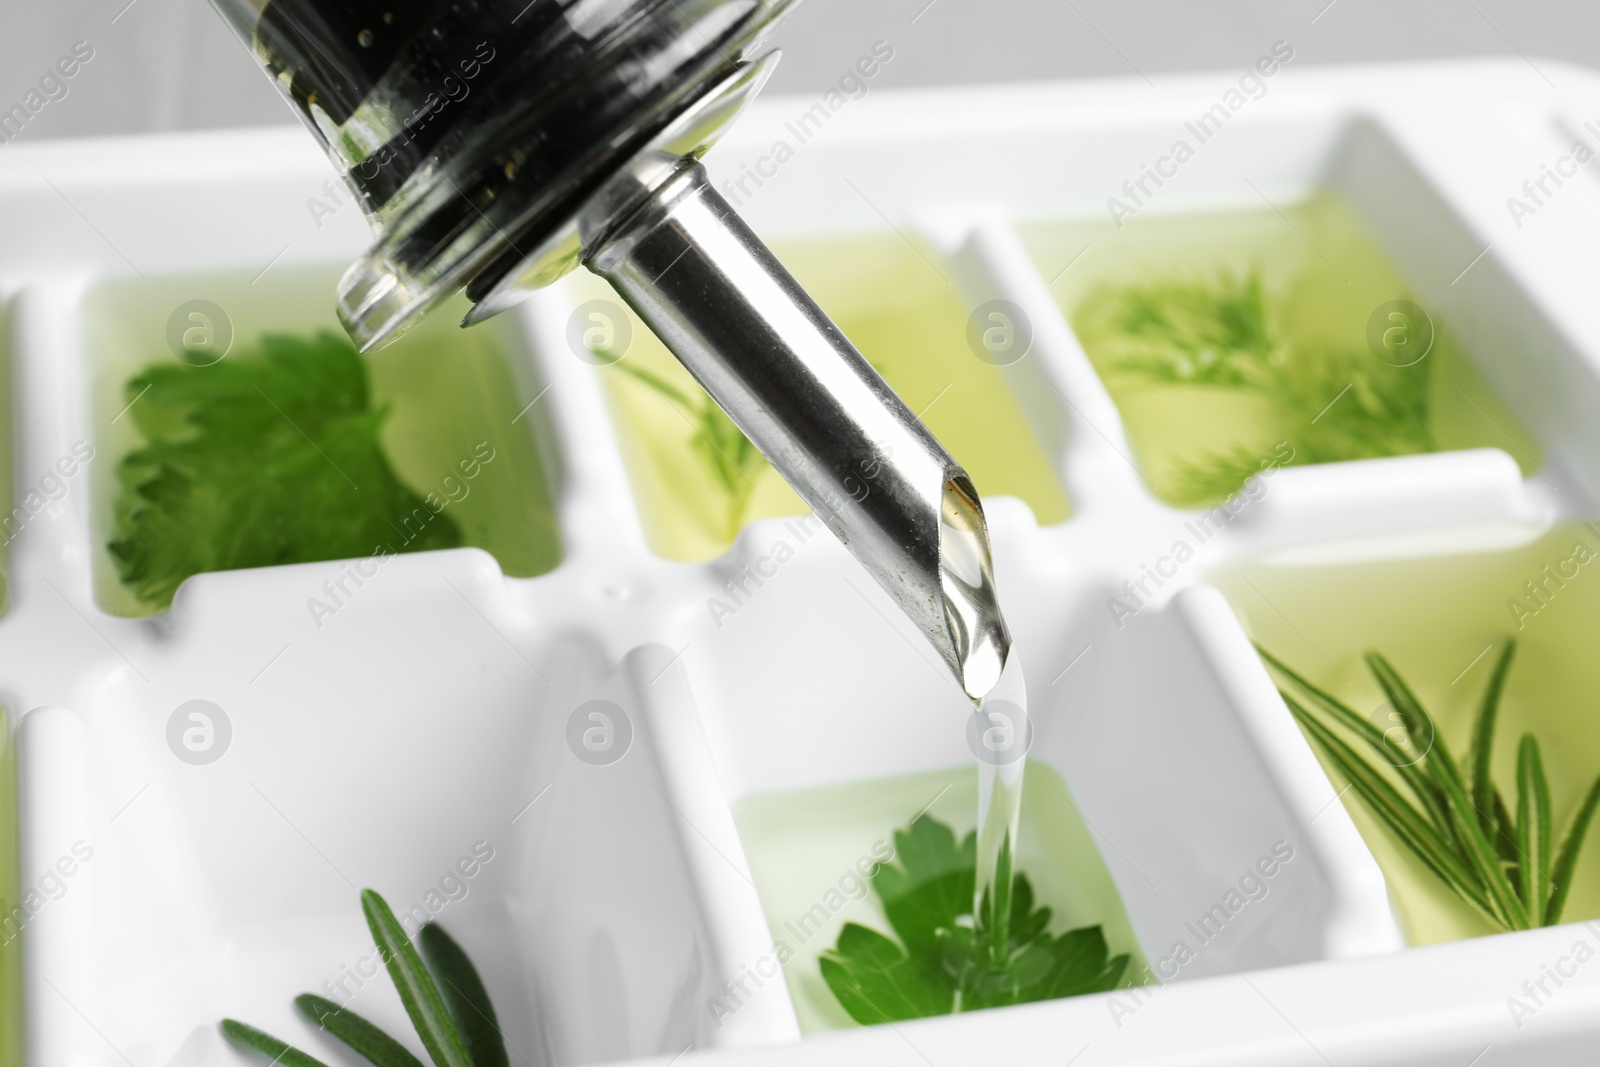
[
  {"xmin": 109, "ymin": 333, "xmax": 461, "ymax": 608},
  {"xmin": 820, "ymin": 815, "xmax": 1130, "ymax": 1024}
]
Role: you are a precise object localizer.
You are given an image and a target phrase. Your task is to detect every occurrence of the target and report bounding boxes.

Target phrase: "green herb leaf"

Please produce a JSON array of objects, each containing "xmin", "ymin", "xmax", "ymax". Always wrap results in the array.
[
  {"xmin": 1361, "ymin": 653, "xmax": 1526, "ymax": 926},
  {"xmin": 1168, "ymin": 446, "xmax": 1284, "ymax": 505},
  {"xmin": 1549, "ymin": 775, "xmax": 1600, "ymax": 924},
  {"xmin": 873, "ymin": 814, "xmax": 975, "ymax": 957},
  {"xmin": 1091, "ymin": 270, "xmax": 1278, "ymax": 390},
  {"xmin": 1517, "ymin": 735, "xmax": 1553, "ymax": 927},
  {"xmin": 1075, "ymin": 268, "xmax": 1438, "ymax": 503},
  {"xmin": 1044, "ymin": 926, "xmax": 1128, "ymax": 1000},
  {"xmin": 606, "ymin": 360, "xmax": 698, "ymax": 411},
  {"xmin": 420, "ymin": 924, "xmax": 510, "ymax": 1067},
  {"xmin": 1364, "ymin": 653, "xmax": 1461, "ymax": 792},
  {"xmin": 294, "ymin": 994, "xmax": 424, "ymax": 1067},
  {"xmin": 219, "ymin": 1019, "xmax": 332, "ymax": 1067},
  {"xmin": 607, "ymin": 357, "xmax": 768, "ymax": 538},
  {"xmin": 1281, "ymin": 692, "xmax": 1496, "ymax": 922},
  {"xmin": 1471, "ymin": 643, "xmax": 1516, "ymax": 839},
  {"xmin": 1269, "ymin": 641, "xmax": 1597, "ymax": 932},
  {"xmin": 820, "ymin": 814, "xmax": 1130, "ymax": 1024},
  {"xmin": 109, "ymin": 333, "xmax": 461, "ymax": 608},
  {"xmin": 1491, "ymin": 790, "xmax": 1520, "ymax": 866},
  {"xmin": 820, "ymin": 922, "xmax": 954, "ymax": 1022},
  {"xmin": 362, "ymin": 890, "xmax": 473, "ymax": 1067},
  {"xmin": 1258, "ymin": 645, "xmax": 1449, "ymax": 832}
]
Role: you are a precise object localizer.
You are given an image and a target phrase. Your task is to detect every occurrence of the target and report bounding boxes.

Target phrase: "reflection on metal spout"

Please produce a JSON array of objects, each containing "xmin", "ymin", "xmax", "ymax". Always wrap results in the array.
[{"xmin": 940, "ymin": 475, "xmax": 1011, "ymax": 702}]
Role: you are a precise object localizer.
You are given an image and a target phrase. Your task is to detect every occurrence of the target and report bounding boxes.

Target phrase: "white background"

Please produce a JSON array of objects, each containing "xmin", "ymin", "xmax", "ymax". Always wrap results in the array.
[{"xmin": 0, "ymin": 0, "xmax": 1595, "ymax": 142}]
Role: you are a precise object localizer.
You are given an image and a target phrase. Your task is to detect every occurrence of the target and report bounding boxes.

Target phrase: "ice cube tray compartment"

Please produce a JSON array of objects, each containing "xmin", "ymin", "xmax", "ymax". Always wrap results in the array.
[
  {"xmin": 3, "ymin": 58, "xmax": 1600, "ymax": 1067},
  {"xmin": 14, "ymin": 636, "xmax": 782, "ymax": 1067},
  {"xmin": 81, "ymin": 265, "xmax": 565, "ymax": 616},
  {"xmin": 1215, "ymin": 519, "xmax": 1600, "ymax": 947}
]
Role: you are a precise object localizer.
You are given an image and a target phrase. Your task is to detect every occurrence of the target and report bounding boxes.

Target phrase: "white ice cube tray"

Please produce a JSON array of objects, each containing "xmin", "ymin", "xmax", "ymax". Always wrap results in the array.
[{"xmin": 4, "ymin": 57, "xmax": 1600, "ymax": 1067}]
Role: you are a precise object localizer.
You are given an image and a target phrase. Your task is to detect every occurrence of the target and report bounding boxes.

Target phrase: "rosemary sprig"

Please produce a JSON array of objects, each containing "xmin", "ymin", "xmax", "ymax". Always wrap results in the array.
[
  {"xmin": 1265, "ymin": 639, "xmax": 1600, "ymax": 932},
  {"xmin": 363, "ymin": 890, "xmax": 473, "ymax": 1067},
  {"xmin": 421, "ymin": 924, "xmax": 510, "ymax": 1067},
  {"xmin": 221, "ymin": 890, "xmax": 507, "ymax": 1067},
  {"xmin": 297, "ymin": 994, "xmax": 424, "ymax": 1067},
  {"xmin": 221, "ymin": 1021, "xmax": 332, "ymax": 1067},
  {"xmin": 602, "ymin": 355, "xmax": 769, "ymax": 539},
  {"xmin": 1075, "ymin": 269, "xmax": 1437, "ymax": 503},
  {"xmin": 1549, "ymin": 777, "xmax": 1600, "ymax": 923}
]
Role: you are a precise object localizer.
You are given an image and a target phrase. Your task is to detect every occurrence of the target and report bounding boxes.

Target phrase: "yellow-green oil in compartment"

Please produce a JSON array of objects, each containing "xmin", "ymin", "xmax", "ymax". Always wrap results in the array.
[
  {"xmin": 1022, "ymin": 193, "xmax": 1542, "ymax": 506},
  {"xmin": 83, "ymin": 270, "xmax": 562, "ymax": 616},
  {"xmin": 574, "ymin": 234, "xmax": 1070, "ymax": 562},
  {"xmin": 1215, "ymin": 521, "xmax": 1600, "ymax": 945},
  {"xmin": 0, "ymin": 315, "xmax": 11, "ymax": 615},
  {"xmin": 0, "ymin": 724, "xmax": 17, "ymax": 1067},
  {"xmin": 732, "ymin": 762, "xmax": 1146, "ymax": 1033}
]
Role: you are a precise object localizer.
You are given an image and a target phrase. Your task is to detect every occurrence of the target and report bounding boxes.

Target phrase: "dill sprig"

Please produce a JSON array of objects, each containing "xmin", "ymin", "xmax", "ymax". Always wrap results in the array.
[
  {"xmin": 1262, "ymin": 641, "xmax": 1600, "ymax": 932},
  {"xmin": 602, "ymin": 356, "xmax": 769, "ymax": 539},
  {"xmin": 1075, "ymin": 269, "xmax": 1437, "ymax": 503}
]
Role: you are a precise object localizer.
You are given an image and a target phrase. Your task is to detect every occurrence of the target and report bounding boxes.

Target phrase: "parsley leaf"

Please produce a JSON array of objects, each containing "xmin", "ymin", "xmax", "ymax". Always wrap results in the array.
[
  {"xmin": 109, "ymin": 332, "xmax": 461, "ymax": 608},
  {"xmin": 820, "ymin": 815, "xmax": 1130, "ymax": 1024}
]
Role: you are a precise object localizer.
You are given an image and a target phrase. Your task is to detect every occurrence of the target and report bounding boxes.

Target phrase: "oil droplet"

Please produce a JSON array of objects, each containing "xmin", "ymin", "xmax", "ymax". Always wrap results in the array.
[
  {"xmin": 357, "ymin": 28, "xmax": 375, "ymax": 47},
  {"xmin": 382, "ymin": 11, "xmax": 394, "ymax": 24}
]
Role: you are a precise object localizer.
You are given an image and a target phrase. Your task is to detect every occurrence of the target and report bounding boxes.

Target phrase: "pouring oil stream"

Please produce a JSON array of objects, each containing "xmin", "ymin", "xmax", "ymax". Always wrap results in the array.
[{"xmin": 939, "ymin": 483, "xmax": 1026, "ymax": 965}]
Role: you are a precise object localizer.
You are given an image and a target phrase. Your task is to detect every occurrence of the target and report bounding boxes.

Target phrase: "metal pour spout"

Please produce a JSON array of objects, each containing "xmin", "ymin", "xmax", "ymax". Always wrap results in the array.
[
  {"xmin": 584, "ymin": 159, "xmax": 1012, "ymax": 700},
  {"xmin": 213, "ymin": 0, "xmax": 1012, "ymax": 694}
]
